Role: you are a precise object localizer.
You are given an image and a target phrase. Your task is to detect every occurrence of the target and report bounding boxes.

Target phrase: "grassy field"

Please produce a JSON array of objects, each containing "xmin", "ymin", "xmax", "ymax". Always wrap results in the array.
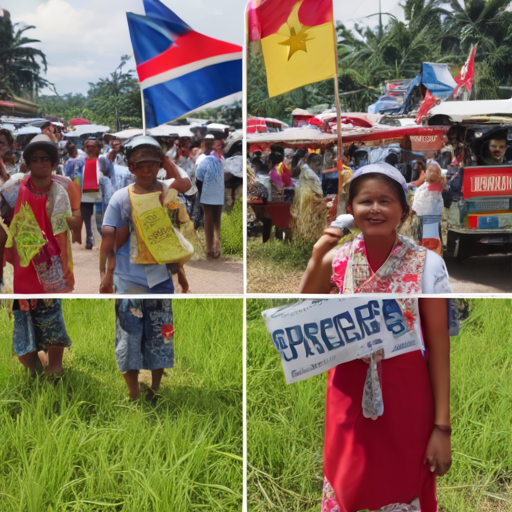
[
  {"xmin": 0, "ymin": 299, "xmax": 243, "ymax": 512},
  {"xmin": 247, "ymin": 299, "xmax": 512, "ymax": 512},
  {"xmin": 246, "ymin": 238, "xmax": 312, "ymax": 294}
]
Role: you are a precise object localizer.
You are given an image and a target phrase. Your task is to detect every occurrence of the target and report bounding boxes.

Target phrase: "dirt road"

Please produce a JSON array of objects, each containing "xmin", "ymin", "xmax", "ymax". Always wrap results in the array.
[
  {"xmin": 71, "ymin": 227, "xmax": 243, "ymax": 295},
  {"xmin": 247, "ymin": 255, "xmax": 512, "ymax": 294},
  {"xmin": 446, "ymin": 254, "xmax": 512, "ymax": 293}
]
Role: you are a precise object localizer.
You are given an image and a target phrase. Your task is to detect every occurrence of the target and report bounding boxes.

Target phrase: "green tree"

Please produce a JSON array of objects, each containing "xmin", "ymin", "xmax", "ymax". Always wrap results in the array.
[
  {"xmin": 441, "ymin": 0, "xmax": 512, "ymax": 97},
  {"xmin": 38, "ymin": 93, "xmax": 88, "ymax": 121},
  {"xmin": 86, "ymin": 55, "xmax": 142, "ymax": 131},
  {"xmin": 0, "ymin": 14, "xmax": 51, "ymax": 98}
]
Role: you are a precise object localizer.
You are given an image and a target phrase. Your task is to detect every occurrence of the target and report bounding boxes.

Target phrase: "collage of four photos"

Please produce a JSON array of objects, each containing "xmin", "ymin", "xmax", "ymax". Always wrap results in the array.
[{"xmin": 1, "ymin": 0, "xmax": 512, "ymax": 511}]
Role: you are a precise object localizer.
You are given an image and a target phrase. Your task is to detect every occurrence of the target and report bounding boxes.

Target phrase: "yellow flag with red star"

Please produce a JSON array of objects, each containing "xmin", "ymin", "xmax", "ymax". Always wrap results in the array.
[{"xmin": 247, "ymin": 0, "xmax": 336, "ymax": 97}]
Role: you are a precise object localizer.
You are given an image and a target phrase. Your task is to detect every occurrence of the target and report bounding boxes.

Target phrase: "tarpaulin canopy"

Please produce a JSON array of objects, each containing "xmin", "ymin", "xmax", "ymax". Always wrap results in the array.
[
  {"xmin": 106, "ymin": 128, "xmax": 144, "ymax": 140},
  {"xmin": 421, "ymin": 62, "xmax": 457, "ymax": 100},
  {"xmin": 341, "ymin": 125, "xmax": 450, "ymax": 151},
  {"xmin": 149, "ymin": 125, "xmax": 195, "ymax": 137},
  {"xmin": 317, "ymin": 111, "xmax": 381, "ymax": 124},
  {"xmin": 14, "ymin": 126, "xmax": 41, "ymax": 136},
  {"xmin": 428, "ymin": 99, "xmax": 512, "ymax": 123},
  {"xmin": 368, "ymin": 97, "xmax": 402, "ymax": 115},
  {"xmin": 246, "ymin": 127, "xmax": 337, "ymax": 148},
  {"xmin": 247, "ymin": 125, "xmax": 449, "ymax": 151},
  {"xmin": 265, "ymin": 117, "xmax": 288, "ymax": 129},
  {"xmin": 291, "ymin": 108, "xmax": 312, "ymax": 116},
  {"xmin": 64, "ymin": 124, "xmax": 110, "ymax": 138},
  {"xmin": 247, "ymin": 117, "xmax": 267, "ymax": 134},
  {"xmin": 0, "ymin": 96, "xmax": 39, "ymax": 116},
  {"xmin": 69, "ymin": 118, "xmax": 91, "ymax": 126}
]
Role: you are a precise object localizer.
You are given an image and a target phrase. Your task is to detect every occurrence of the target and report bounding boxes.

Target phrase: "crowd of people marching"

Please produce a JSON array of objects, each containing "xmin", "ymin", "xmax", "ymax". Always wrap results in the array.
[{"xmin": 0, "ymin": 121, "xmax": 243, "ymax": 294}]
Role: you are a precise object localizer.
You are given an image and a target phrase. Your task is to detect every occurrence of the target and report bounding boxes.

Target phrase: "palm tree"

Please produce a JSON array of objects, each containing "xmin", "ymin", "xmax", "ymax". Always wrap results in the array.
[
  {"xmin": 441, "ymin": 0, "xmax": 512, "ymax": 97},
  {"xmin": 0, "ymin": 15, "xmax": 50, "ymax": 98}
]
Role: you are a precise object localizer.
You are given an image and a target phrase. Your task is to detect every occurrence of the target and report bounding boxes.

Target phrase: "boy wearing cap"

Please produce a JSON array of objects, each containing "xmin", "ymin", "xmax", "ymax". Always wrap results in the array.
[
  {"xmin": 0, "ymin": 134, "xmax": 75, "ymax": 293},
  {"xmin": 99, "ymin": 136, "xmax": 191, "ymax": 294}
]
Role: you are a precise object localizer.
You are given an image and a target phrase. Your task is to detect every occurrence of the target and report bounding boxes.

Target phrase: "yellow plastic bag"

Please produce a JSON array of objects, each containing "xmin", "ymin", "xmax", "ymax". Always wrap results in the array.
[
  {"xmin": 8, "ymin": 203, "xmax": 47, "ymax": 267},
  {"xmin": 129, "ymin": 185, "xmax": 194, "ymax": 266}
]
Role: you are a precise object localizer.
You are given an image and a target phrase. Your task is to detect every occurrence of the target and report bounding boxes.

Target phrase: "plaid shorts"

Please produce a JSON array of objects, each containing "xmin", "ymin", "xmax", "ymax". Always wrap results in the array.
[
  {"xmin": 12, "ymin": 299, "xmax": 71, "ymax": 356},
  {"xmin": 115, "ymin": 299, "xmax": 174, "ymax": 373}
]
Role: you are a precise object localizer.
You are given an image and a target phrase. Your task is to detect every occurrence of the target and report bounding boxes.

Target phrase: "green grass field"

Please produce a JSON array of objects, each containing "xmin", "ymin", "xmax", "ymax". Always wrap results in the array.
[
  {"xmin": 0, "ymin": 299, "xmax": 243, "ymax": 512},
  {"xmin": 247, "ymin": 299, "xmax": 512, "ymax": 512}
]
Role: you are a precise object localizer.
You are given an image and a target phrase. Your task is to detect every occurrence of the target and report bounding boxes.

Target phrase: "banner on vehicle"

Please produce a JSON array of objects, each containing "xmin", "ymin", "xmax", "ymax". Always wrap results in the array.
[
  {"xmin": 262, "ymin": 298, "xmax": 423, "ymax": 384},
  {"xmin": 463, "ymin": 166, "xmax": 512, "ymax": 199}
]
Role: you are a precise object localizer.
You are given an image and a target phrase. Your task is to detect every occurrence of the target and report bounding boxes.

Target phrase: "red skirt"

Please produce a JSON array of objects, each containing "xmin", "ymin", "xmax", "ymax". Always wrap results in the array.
[{"xmin": 323, "ymin": 351, "xmax": 436, "ymax": 512}]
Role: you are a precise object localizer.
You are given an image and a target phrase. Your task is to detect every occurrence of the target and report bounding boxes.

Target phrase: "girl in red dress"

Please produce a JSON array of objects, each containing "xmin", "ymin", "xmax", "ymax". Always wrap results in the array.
[
  {"xmin": 299, "ymin": 163, "xmax": 451, "ymax": 511},
  {"xmin": 322, "ymin": 298, "xmax": 451, "ymax": 512}
]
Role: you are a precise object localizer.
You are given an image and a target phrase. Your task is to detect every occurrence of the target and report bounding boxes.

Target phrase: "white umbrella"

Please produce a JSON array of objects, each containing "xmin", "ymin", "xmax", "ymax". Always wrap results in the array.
[
  {"xmin": 207, "ymin": 123, "xmax": 230, "ymax": 132},
  {"xmin": 64, "ymin": 124, "xmax": 110, "ymax": 138},
  {"xmin": 149, "ymin": 125, "xmax": 195, "ymax": 138},
  {"xmin": 14, "ymin": 126, "xmax": 41, "ymax": 136},
  {"xmin": 109, "ymin": 128, "xmax": 144, "ymax": 140},
  {"xmin": 0, "ymin": 124, "xmax": 16, "ymax": 132}
]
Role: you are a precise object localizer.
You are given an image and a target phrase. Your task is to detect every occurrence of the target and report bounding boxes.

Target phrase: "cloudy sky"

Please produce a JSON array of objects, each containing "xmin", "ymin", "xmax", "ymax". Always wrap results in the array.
[
  {"xmin": 9, "ymin": 0, "xmax": 246, "ymax": 95},
  {"xmin": 9, "ymin": 0, "xmax": 403, "ymax": 96}
]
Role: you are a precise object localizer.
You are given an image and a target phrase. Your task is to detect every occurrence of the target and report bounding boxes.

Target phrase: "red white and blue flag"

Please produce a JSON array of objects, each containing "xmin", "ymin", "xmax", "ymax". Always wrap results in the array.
[{"xmin": 127, "ymin": 0, "xmax": 242, "ymax": 127}]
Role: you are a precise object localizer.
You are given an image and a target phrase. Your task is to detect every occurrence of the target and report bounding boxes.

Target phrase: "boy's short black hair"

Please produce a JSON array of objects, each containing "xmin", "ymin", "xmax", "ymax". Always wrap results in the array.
[
  {"xmin": 24, "ymin": 145, "xmax": 59, "ymax": 166},
  {"xmin": 268, "ymin": 152, "xmax": 284, "ymax": 167}
]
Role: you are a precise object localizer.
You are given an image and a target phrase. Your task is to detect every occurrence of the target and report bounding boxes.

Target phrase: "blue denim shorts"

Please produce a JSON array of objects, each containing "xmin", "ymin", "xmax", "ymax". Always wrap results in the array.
[
  {"xmin": 12, "ymin": 300, "xmax": 71, "ymax": 356},
  {"xmin": 115, "ymin": 299, "xmax": 174, "ymax": 373}
]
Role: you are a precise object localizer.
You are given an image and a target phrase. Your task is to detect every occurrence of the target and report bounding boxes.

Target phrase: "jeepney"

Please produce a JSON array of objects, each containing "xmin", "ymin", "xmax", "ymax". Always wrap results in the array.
[{"xmin": 427, "ymin": 99, "xmax": 512, "ymax": 259}]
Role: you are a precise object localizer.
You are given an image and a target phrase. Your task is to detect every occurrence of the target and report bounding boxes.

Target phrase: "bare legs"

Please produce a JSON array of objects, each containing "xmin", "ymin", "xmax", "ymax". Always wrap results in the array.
[
  {"xmin": 202, "ymin": 204, "xmax": 223, "ymax": 259},
  {"xmin": 17, "ymin": 347, "xmax": 64, "ymax": 378},
  {"xmin": 123, "ymin": 368, "xmax": 165, "ymax": 401}
]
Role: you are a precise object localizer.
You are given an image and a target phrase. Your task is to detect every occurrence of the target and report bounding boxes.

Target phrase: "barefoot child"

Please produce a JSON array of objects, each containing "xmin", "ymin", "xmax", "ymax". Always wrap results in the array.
[
  {"xmin": 12, "ymin": 299, "xmax": 71, "ymax": 378},
  {"xmin": 115, "ymin": 299, "xmax": 174, "ymax": 401}
]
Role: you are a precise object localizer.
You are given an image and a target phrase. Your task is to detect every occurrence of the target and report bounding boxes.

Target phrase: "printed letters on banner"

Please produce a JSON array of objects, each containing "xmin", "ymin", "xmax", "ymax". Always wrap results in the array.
[{"xmin": 262, "ymin": 298, "xmax": 423, "ymax": 384}]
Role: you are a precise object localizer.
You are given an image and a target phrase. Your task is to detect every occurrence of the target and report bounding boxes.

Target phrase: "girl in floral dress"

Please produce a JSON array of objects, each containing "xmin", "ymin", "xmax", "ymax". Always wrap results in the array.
[{"xmin": 300, "ymin": 163, "xmax": 452, "ymax": 512}]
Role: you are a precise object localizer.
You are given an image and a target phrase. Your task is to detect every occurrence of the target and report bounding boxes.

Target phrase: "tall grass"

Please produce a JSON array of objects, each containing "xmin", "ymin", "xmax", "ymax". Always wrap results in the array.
[
  {"xmin": 247, "ymin": 299, "xmax": 512, "ymax": 512},
  {"xmin": 246, "ymin": 238, "xmax": 313, "ymax": 271},
  {"xmin": 0, "ymin": 299, "xmax": 243, "ymax": 512},
  {"xmin": 220, "ymin": 199, "xmax": 244, "ymax": 256}
]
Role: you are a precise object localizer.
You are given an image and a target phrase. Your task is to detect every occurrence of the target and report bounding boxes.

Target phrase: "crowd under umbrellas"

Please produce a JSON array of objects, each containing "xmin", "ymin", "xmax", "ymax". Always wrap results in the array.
[
  {"xmin": 247, "ymin": 101, "xmax": 512, "ymax": 265},
  {"xmin": 0, "ymin": 114, "xmax": 243, "ymax": 295}
]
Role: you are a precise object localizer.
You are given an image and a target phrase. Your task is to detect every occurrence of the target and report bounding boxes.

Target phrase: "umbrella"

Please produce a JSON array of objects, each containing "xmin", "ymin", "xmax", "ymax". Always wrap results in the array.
[
  {"xmin": 149, "ymin": 125, "xmax": 195, "ymax": 138},
  {"xmin": 107, "ymin": 128, "xmax": 144, "ymax": 140},
  {"xmin": 14, "ymin": 126, "xmax": 41, "ymax": 136},
  {"xmin": 69, "ymin": 118, "xmax": 91, "ymax": 126},
  {"xmin": 64, "ymin": 124, "xmax": 110, "ymax": 138}
]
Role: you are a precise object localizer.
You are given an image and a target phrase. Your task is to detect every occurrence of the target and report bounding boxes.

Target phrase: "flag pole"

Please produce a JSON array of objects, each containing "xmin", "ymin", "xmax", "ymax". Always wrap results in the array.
[
  {"xmin": 331, "ymin": 11, "xmax": 344, "ymax": 200},
  {"xmin": 140, "ymin": 88, "xmax": 147, "ymax": 135}
]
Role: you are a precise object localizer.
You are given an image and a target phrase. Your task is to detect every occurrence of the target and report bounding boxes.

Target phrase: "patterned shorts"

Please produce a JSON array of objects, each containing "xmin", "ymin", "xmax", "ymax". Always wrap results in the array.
[
  {"xmin": 115, "ymin": 299, "xmax": 174, "ymax": 373},
  {"xmin": 12, "ymin": 299, "xmax": 72, "ymax": 356}
]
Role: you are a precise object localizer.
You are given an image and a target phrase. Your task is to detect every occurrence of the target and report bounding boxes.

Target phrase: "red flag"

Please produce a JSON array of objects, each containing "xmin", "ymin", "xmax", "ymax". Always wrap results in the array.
[
  {"xmin": 415, "ymin": 90, "xmax": 440, "ymax": 124},
  {"xmin": 453, "ymin": 45, "xmax": 476, "ymax": 99}
]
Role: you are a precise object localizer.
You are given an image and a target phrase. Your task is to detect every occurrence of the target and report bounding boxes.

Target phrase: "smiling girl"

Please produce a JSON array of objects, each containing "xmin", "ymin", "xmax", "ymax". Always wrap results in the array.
[{"xmin": 299, "ymin": 163, "xmax": 452, "ymax": 294}]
